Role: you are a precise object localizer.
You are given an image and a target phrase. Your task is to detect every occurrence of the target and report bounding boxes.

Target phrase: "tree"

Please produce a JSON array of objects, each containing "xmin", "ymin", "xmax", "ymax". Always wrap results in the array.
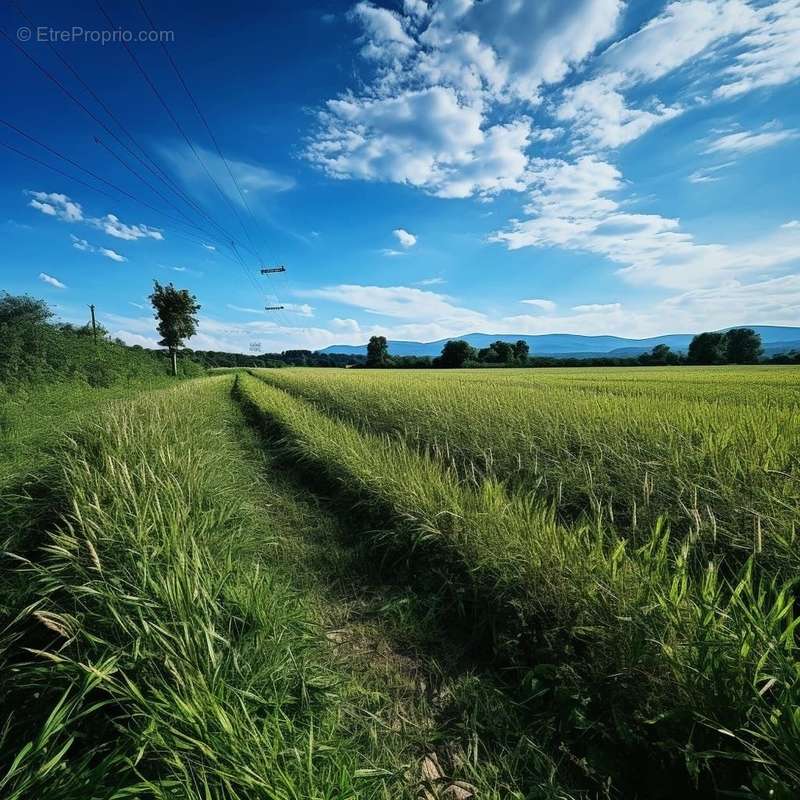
[
  {"xmin": 366, "ymin": 335, "xmax": 390, "ymax": 367},
  {"xmin": 724, "ymin": 327, "xmax": 762, "ymax": 364},
  {"xmin": 639, "ymin": 343, "xmax": 679, "ymax": 366},
  {"xmin": 0, "ymin": 293, "xmax": 52, "ymax": 326},
  {"xmin": 435, "ymin": 339, "xmax": 476, "ymax": 368},
  {"xmin": 513, "ymin": 339, "xmax": 530, "ymax": 363},
  {"xmin": 687, "ymin": 332, "xmax": 725, "ymax": 365},
  {"xmin": 149, "ymin": 281, "xmax": 200, "ymax": 376}
]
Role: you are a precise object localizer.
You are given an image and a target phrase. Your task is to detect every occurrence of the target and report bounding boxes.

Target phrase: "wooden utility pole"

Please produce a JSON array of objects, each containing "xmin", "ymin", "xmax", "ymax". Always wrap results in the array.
[{"xmin": 89, "ymin": 304, "xmax": 98, "ymax": 347}]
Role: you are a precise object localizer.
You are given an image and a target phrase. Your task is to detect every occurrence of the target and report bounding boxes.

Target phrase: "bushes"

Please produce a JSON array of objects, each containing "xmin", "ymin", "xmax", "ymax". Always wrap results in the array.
[{"xmin": 0, "ymin": 293, "xmax": 201, "ymax": 391}]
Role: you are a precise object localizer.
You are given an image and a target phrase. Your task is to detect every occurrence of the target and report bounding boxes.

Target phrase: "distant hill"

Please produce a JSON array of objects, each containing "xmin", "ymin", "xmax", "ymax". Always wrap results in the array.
[{"xmin": 319, "ymin": 326, "xmax": 800, "ymax": 358}]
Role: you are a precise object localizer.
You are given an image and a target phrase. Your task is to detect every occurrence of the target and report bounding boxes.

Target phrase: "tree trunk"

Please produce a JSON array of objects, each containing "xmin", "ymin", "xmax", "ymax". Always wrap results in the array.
[{"xmin": 170, "ymin": 349, "xmax": 177, "ymax": 377}]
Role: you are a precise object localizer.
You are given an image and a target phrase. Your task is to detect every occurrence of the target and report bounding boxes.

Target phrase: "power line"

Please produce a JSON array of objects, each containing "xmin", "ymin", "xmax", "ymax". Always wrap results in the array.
[
  {"xmin": 0, "ymin": 137, "xmax": 254, "ymax": 265},
  {"xmin": 95, "ymin": 0, "xmax": 264, "ymax": 264},
  {"xmin": 0, "ymin": 17, "xmax": 255, "ymax": 260},
  {"xmin": 136, "ymin": 0, "xmax": 270, "ymax": 264}
]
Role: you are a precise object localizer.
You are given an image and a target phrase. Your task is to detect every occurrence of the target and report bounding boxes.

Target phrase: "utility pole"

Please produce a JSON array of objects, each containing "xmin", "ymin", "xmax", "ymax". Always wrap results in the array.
[{"xmin": 89, "ymin": 304, "xmax": 98, "ymax": 347}]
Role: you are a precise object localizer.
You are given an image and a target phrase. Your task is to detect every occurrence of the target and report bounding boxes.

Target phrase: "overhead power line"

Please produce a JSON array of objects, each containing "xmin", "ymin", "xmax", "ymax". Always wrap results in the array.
[{"xmin": 1, "ymin": 10, "xmax": 257, "ymax": 259}]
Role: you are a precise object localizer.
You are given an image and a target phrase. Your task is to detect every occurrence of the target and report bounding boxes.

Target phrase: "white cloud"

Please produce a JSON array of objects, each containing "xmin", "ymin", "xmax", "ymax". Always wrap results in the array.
[
  {"xmin": 71, "ymin": 234, "xmax": 127, "ymax": 262},
  {"xmin": 715, "ymin": 0, "xmax": 800, "ymax": 99},
  {"xmin": 704, "ymin": 126, "xmax": 799, "ymax": 154},
  {"xmin": 603, "ymin": 0, "xmax": 756, "ymax": 83},
  {"xmin": 27, "ymin": 191, "xmax": 83, "ymax": 222},
  {"xmin": 159, "ymin": 141, "xmax": 295, "ymax": 203},
  {"xmin": 381, "ymin": 248, "xmax": 406, "ymax": 257},
  {"xmin": 90, "ymin": 213, "xmax": 163, "ymax": 241},
  {"xmin": 571, "ymin": 302, "xmax": 621, "ymax": 312},
  {"xmin": 688, "ymin": 161, "xmax": 736, "ymax": 182},
  {"xmin": 782, "ymin": 220, "xmax": 800, "ymax": 228},
  {"xmin": 557, "ymin": 73, "xmax": 682, "ymax": 149},
  {"xmin": 308, "ymin": 86, "xmax": 533, "ymax": 198},
  {"xmin": 227, "ymin": 304, "xmax": 265, "ymax": 314},
  {"xmin": 306, "ymin": 0, "xmax": 624, "ymax": 196},
  {"xmin": 202, "ymin": 243, "xmax": 216, "ymax": 251},
  {"xmin": 417, "ymin": 277, "xmax": 445, "ymax": 285},
  {"xmin": 521, "ymin": 298, "xmax": 556, "ymax": 312},
  {"xmin": 351, "ymin": 2, "xmax": 415, "ymax": 60},
  {"xmin": 393, "ymin": 227, "xmax": 417, "ymax": 247},
  {"xmin": 99, "ymin": 247, "xmax": 126, "ymax": 262},
  {"xmin": 39, "ymin": 272, "xmax": 66, "ymax": 289},
  {"xmin": 491, "ymin": 157, "xmax": 800, "ymax": 288},
  {"xmin": 298, "ymin": 283, "xmax": 488, "ymax": 328}
]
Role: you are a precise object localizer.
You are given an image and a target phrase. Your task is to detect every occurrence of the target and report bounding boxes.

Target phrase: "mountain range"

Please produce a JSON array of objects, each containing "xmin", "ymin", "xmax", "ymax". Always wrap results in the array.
[{"xmin": 319, "ymin": 326, "xmax": 800, "ymax": 358}]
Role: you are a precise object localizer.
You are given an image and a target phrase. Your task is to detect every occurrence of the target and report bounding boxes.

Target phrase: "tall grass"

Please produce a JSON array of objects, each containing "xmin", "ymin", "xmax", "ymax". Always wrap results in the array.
[
  {"xmin": 252, "ymin": 366, "xmax": 800, "ymax": 575},
  {"xmin": 0, "ymin": 377, "xmax": 406, "ymax": 798},
  {"xmin": 235, "ymin": 372, "xmax": 800, "ymax": 796}
]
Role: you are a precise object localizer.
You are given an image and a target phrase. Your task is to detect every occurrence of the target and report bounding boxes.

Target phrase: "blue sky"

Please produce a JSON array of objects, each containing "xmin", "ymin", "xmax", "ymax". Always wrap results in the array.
[{"xmin": 1, "ymin": 0, "xmax": 799, "ymax": 351}]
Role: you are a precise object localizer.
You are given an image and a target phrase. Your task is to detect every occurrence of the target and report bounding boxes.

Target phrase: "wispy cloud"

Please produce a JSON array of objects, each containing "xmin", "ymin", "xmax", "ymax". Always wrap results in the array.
[
  {"xmin": 71, "ymin": 234, "xmax": 127, "ymax": 262},
  {"xmin": 521, "ymin": 298, "xmax": 556, "ymax": 312},
  {"xmin": 704, "ymin": 126, "xmax": 799, "ymax": 155},
  {"xmin": 39, "ymin": 272, "xmax": 66, "ymax": 289}
]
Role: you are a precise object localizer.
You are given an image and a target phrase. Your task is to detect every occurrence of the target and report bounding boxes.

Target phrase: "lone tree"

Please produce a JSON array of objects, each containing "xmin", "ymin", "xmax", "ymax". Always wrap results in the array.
[
  {"xmin": 149, "ymin": 281, "xmax": 200, "ymax": 376},
  {"xmin": 366, "ymin": 335, "xmax": 390, "ymax": 367},
  {"xmin": 435, "ymin": 339, "xmax": 476, "ymax": 368},
  {"xmin": 724, "ymin": 327, "xmax": 762, "ymax": 364},
  {"xmin": 687, "ymin": 331, "xmax": 725, "ymax": 365}
]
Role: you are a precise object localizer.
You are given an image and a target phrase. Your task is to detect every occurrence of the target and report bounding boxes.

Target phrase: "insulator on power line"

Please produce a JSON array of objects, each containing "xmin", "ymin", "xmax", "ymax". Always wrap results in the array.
[
  {"xmin": 260, "ymin": 266, "xmax": 286, "ymax": 274},
  {"xmin": 265, "ymin": 306, "xmax": 284, "ymax": 311}
]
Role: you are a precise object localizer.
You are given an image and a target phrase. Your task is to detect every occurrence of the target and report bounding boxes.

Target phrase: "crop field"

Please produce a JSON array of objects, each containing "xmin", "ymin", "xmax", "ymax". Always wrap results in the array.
[{"xmin": 2, "ymin": 366, "xmax": 799, "ymax": 799}]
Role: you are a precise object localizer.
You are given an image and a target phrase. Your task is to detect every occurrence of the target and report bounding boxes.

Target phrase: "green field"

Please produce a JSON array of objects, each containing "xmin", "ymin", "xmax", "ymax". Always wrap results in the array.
[{"xmin": 2, "ymin": 366, "xmax": 799, "ymax": 798}]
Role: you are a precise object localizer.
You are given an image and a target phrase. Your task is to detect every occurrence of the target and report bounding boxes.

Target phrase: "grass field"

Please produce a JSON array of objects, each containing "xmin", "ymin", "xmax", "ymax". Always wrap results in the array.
[{"xmin": 2, "ymin": 366, "xmax": 799, "ymax": 798}]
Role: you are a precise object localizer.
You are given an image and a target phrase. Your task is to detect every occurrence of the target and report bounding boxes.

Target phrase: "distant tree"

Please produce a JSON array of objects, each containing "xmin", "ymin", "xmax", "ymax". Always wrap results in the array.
[
  {"xmin": 435, "ymin": 339, "xmax": 476, "ymax": 368},
  {"xmin": 0, "ymin": 292, "xmax": 53, "ymax": 325},
  {"xmin": 513, "ymin": 339, "xmax": 530, "ymax": 362},
  {"xmin": 688, "ymin": 332, "xmax": 725, "ymax": 365},
  {"xmin": 639, "ymin": 343, "xmax": 680, "ymax": 366},
  {"xmin": 492, "ymin": 340, "xmax": 515, "ymax": 363},
  {"xmin": 149, "ymin": 281, "xmax": 200, "ymax": 376},
  {"xmin": 724, "ymin": 327, "xmax": 762, "ymax": 364},
  {"xmin": 366, "ymin": 335, "xmax": 390, "ymax": 367}
]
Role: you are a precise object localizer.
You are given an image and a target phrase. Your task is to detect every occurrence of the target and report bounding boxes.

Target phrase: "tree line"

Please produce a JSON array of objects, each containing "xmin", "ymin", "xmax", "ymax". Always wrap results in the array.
[{"xmin": 362, "ymin": 328, "xmax": 798, "ymax": 368}]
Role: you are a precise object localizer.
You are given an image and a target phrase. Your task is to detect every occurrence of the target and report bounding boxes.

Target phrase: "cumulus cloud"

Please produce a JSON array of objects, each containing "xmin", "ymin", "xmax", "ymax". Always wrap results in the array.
[
  {"xmin": 393, "ymin": 227, "xmax": 417, "ymax": 247},
  {"xmin": 306, "ymin": 0, "xmax": 624, "ymax": 197},
  {"xmin": 27, "ymin": 190, "xmax": 164, "ymax": 250},
  {"xmin": 90, "ymin": 213, "xmax": 163, "ymax": 241},
  {"xmin": 39, "ymin": 272, "xmax": 66, "ymax": 289},
  {"xmin": 27, "ymin": 191, "xmax": 83, "ymax": 222},
  {"xmin": 557, "ymin": 73, "xmax": 682, "ymax": 149}
]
